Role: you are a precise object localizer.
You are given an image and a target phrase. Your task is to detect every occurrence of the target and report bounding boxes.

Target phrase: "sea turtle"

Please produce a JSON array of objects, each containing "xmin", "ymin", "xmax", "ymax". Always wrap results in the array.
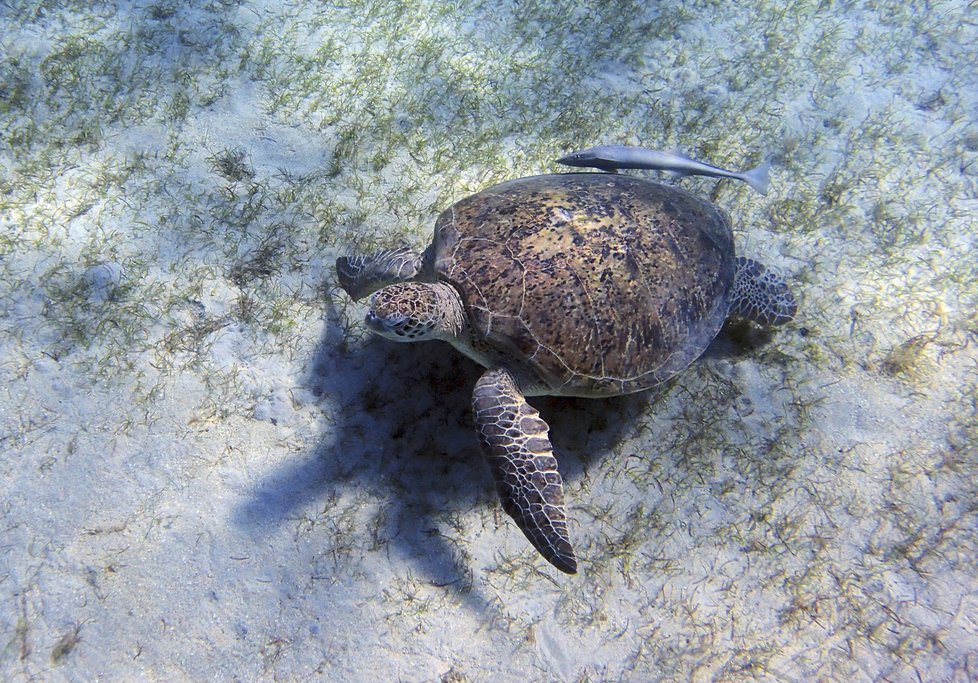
[{"xmin": 335, "ymin": 173, "xmax": 796, "ymax": 574}]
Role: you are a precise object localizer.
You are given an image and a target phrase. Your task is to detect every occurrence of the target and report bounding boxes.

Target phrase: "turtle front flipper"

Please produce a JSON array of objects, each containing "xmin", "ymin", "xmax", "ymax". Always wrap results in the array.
[
  {"xmin": 335, "ymin": 246, "xmax": 426, "ymax": 301},
  {"xmin": 729, "ymin": 256, "xmax": 797, "ymax": 326},
  {"xmin": 472, "ymin": 367, "xmax": 578, "ymax": 574}
]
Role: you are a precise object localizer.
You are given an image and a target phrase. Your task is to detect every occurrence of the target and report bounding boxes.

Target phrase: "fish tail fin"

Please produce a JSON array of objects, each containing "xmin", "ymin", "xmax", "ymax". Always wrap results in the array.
[{"xmin": 741, "ymin": 158, "xmax": 772, "ymax": 196}]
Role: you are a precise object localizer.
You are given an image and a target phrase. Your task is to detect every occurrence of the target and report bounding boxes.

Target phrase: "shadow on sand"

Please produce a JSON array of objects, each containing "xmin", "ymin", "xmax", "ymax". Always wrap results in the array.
[{"xmin": 233, "ymin": 296, "xmax": 651, "ymax": 598}]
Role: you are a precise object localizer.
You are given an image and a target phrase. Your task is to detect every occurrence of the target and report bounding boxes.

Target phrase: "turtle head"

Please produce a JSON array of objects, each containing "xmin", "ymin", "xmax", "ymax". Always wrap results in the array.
[{"xmin": 366, "ymin": 282, "xmax": 464, "ymax": 342}]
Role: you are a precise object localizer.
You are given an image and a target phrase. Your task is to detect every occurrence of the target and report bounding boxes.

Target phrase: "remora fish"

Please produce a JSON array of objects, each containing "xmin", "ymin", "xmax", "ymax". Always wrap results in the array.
[{"xmin": 556, "ymin": 145, "xmax": 772, "ymax": 195}]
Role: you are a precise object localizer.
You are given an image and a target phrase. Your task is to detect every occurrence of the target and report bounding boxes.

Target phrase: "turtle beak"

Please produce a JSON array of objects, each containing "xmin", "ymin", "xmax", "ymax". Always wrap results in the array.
[
  {"xmin": 365, "ymin": 311, "xmax": 386, "ymax": 333},
  {"xmin": 365, "ymin": 309, "xmax": 415, "ymax": 340}
]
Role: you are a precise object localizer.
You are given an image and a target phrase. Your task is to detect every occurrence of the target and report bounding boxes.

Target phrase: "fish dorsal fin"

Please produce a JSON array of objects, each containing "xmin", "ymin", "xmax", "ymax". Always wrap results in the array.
[{"xmin": 664, "ymin": 148, "xmax": 693, "ymax": 178}]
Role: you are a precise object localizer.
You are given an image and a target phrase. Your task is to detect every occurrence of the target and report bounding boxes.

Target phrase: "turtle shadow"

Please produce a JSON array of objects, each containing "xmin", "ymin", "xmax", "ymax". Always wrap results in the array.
[
  {"xmin": 705, "ymin": 318, "xmax": 781, "ymax": 359},
  {"xmin": 233, "ymin": 297, "xmax": 641, "ymax": 598},
  {"xmin": 231, "ymin": 298, "xmax": 781, "ymax": 596}
]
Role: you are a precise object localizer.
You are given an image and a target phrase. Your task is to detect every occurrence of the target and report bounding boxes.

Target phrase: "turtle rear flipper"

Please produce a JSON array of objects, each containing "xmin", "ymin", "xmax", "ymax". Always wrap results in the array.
[
  {"xmin": 335, "ymin": 246, "xmax": 425, "ymax": 301},
  {"xmin": 729, "ymin": 257, "xmax": 797, "ymax": 326},
  {"xmin": 472, "ymin": 367, "xmax": 578, "ymax": 574}
]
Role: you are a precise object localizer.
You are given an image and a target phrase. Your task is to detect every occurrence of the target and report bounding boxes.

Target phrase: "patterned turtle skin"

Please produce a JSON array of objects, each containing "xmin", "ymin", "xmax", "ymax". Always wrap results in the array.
[{"xmin": 428, "ymin": 173, "xmax": 735, "ymax": 397}]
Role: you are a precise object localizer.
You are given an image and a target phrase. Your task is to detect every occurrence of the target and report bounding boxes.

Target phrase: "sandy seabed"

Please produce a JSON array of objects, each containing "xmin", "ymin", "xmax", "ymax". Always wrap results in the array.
[{"xmin": 1, "ymin": 1, "xmax": 976, "ymax": 681}]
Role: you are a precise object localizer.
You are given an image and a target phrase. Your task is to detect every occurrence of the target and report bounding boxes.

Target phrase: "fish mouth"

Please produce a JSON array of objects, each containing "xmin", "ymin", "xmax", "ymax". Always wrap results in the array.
[{"xmin": 555, "ymin": 154, "xmax": 580, "ymax": 166}]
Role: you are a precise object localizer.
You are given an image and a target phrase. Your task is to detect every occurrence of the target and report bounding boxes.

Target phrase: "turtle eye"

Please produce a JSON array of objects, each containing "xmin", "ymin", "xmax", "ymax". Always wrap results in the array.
[
  {"xmin": 366, "ymin": 310, "xmax": 407, "ymax": 334},
  {"xmin": 389, "ymin": 316, "xmax": 415, "ymax": 337},
  {"xmin": 366, "ymin": 310, "xmax": 432, "ymax": 340}
]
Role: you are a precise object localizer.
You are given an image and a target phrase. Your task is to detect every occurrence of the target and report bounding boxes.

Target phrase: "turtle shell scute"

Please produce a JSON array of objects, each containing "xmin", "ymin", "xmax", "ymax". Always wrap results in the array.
[{"xmin": 431, "ymin": 173, "xmax": 735, "ymax": 396}]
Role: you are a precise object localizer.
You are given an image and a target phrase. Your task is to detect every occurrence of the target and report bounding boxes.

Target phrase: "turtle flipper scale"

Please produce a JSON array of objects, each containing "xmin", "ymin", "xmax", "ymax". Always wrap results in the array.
[
  {"xmin": 729, "ymin": 256, "xmax": 797, "ymax": 326},
  {"xmin": 472, "ymin": 368, "xmax": 577, "ymax": 574},
  {"xmin": 335, "ymin": 246, "xmax": 425, "ymax": 301}
]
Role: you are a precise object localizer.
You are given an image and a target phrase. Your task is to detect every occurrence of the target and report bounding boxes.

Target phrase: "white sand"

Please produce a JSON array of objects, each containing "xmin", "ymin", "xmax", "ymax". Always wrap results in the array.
[{"xmin": 1, "ymin": 1, "xmax": 976, "ymax": 681}]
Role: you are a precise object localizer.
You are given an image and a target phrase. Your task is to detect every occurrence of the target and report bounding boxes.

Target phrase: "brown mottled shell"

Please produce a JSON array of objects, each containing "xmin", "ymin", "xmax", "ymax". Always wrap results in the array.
[{"xmin": 431, "ymin": 173, "xmax": 735, "ymax": 397}]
